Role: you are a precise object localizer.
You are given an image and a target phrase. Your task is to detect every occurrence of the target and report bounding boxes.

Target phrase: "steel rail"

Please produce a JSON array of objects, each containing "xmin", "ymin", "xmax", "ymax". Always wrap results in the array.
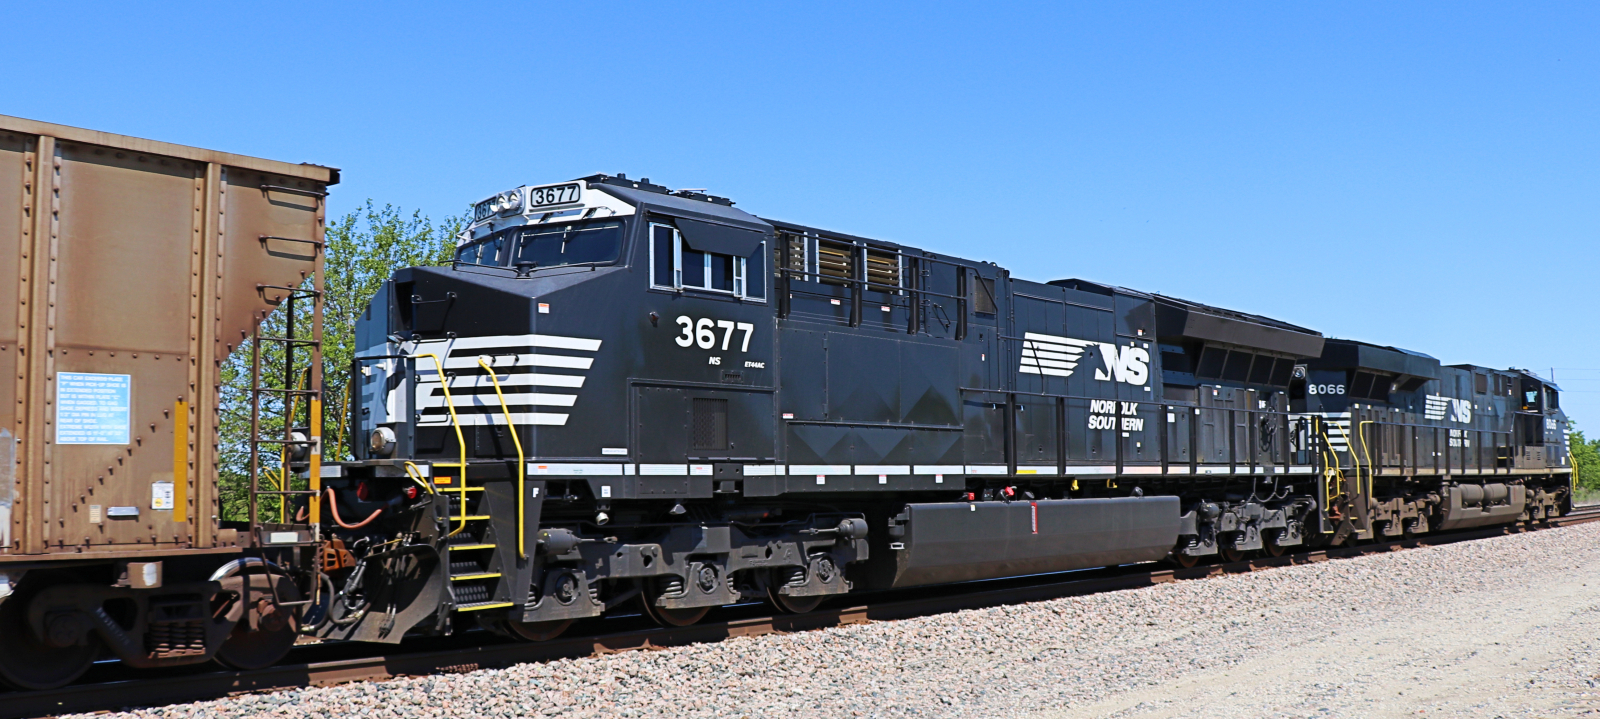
[{"xmin": 7, "ymin": 506, "xmax": 1598, "ymax": 719}]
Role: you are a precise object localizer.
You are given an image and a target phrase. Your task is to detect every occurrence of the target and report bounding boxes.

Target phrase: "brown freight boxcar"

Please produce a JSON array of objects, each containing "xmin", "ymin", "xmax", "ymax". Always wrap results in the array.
[{"xmin": 0, "ymin": 115, "xmax": 335, "ymax": 689}]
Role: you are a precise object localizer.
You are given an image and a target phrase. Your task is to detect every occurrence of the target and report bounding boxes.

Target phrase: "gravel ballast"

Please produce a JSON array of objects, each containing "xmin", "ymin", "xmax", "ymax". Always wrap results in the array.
[{"xmin": 71, "ymin": 523, "xmax": 1600, "ymax": 719}]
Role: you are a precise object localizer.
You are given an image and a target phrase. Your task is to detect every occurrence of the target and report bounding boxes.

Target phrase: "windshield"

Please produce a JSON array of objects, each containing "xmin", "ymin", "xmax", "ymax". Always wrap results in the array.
[
  {"xmin": 457, "ymin": 220, "xmax": 626, "ymax": 269},
  {"xmin": 456, "ymin": 233, "xmax": 512, "ymax": 266}
]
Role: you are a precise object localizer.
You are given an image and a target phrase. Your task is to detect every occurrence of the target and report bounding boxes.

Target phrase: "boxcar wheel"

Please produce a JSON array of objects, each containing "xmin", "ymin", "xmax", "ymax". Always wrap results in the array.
[
  {"xmin": 0, "ymin": 572, "xmax": 100, "ymax": 690},
  {"xmin": 215, "ymin": 572, "xmax": 302, "ymax": 671}
]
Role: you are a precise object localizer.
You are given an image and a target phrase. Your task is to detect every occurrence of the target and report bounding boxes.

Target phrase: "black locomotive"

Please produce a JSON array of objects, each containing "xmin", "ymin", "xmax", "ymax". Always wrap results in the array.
[{"xmin": 323, "ymin": 174, "xmax": 1572, "ymax": 643}]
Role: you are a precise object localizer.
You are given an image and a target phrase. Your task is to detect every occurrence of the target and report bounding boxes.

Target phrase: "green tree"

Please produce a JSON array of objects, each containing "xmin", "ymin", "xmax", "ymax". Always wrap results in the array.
[
  {"xmin": 322, "ymin": 202, "xmax": 463, "ymax": 460},
  {"xmin": 216, "ymin": 202, "xmax": 462, "ymax": 520}
]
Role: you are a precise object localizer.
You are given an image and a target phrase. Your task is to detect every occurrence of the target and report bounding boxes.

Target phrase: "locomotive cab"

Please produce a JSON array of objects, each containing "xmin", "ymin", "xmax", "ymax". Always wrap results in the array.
[{"xmin": 352, "ymin": 175, "xmax": 778, "ymax": 469}]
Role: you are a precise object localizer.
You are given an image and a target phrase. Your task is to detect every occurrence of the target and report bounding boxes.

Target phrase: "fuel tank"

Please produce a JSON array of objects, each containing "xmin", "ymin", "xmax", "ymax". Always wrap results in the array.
[{"xmin": 887, "ymin": 496, "xmax": 1181, "ymax": 587}]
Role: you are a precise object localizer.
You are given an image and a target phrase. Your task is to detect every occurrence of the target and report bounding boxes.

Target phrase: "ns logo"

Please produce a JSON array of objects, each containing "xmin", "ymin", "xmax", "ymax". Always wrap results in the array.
[
  {"xmin": 1018, "ymin": 333, "xmax": 1149, "ymax": 386},
  {"xmin": 1093, "ymin": 343, "xmax": 1150, "ymax": 386},
  {"xmin": 1425, "ymin": 393, "xmax": 1473, "ymax": 423}
]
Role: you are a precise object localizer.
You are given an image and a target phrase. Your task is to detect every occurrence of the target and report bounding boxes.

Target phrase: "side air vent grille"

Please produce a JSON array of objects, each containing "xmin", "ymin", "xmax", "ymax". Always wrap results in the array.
[
  {"xmin": 816, "ymin": 239, "xmax": 855, "ymax": 286},
  {"xmin": 692, "ymin": 398, "xmax": 729, "ymax": 450},
  {"xmin": 865, "ymin": 247, "xmax": 900, "ymax": 291},
  {"xmin": 777, "ymin": 231, "xmax": 808, "ymax": 280}
]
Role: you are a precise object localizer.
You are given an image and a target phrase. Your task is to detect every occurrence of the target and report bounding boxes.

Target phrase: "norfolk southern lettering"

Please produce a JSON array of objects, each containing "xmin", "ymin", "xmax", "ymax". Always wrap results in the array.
[{"xmin": 328, "ymin": 175, "xmax": 1574, "ymax": 641}]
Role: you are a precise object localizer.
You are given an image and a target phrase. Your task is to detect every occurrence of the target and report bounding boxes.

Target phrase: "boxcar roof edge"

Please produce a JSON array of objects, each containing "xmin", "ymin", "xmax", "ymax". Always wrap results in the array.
[{"xmin": 0, "ymin": 114, "xmax": 339, "ymax": 184}]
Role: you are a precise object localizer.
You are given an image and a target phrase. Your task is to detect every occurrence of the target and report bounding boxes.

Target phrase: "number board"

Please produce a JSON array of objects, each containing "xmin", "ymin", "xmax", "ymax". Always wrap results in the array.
[
  {"xmin": 528, "ymin": 183, "xmax": 581, "ymax": 208},
  {"xmin": 472, "ymin": 198, "xmax": 497, "ymax": 222}
]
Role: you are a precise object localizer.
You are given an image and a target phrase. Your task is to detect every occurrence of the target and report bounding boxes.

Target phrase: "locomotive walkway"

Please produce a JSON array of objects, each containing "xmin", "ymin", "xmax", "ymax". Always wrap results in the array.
[{"xmin": 10, "ymin": 507, "xmax": 1599, "ymax": 719}]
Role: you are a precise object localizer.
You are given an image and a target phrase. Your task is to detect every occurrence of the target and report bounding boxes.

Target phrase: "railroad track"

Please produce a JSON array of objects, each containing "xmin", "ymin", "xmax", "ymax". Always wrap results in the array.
[{"xmin": 10, "ymin": 506, "xmax": 1599, "ymax": 719}]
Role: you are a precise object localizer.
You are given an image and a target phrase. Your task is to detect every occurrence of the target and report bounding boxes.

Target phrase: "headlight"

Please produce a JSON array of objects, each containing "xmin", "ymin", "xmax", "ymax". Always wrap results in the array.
[
  {"xmin": 288, "ymin": 430, "xmax": 310, "ymax": 462},
  {"xmin": 369, "ymin": 427, "xmax": 396, "ymax": 457},
  {"xmin": 500, "ymin": 191, "xmax": 522, "ymax": 214}
]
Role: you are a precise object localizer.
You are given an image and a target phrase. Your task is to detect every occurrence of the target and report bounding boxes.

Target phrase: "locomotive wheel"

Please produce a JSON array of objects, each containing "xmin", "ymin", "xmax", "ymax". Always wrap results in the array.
[
  {"xmin": 0, "ymin": 573, "xmax": 100, "ymax": 690},
  {"xmin": 1263, "ymin": 535, "xmax": 1288, "ymax": 557},
  {"xmin": 215, "ymin": 573, "xmax": 302, "ymax": 670},
  {"xmin": 483, "ymin": 615, "xmax": 574, "ymax": 642},
  {"xmin": 639, "ymin": 599, "xmax": 709, "ymax": 627},
  {"xmin": 1218, "ymin": 544, "xmax": 1246, "ymax": 563},
  {"xmin": 1171, "ymin": 550, "xmax": 1201, "ymax": 568},
  {"xmin": 767, "ymin": 567, "xmax": 825, "ymax": 614},
  {"xmin": 636, "ymin": 580, "xmax": 709, "ymax": 627},
  {"xmin": 505, "ymin": 618, "xmax": 574, "ymax": 641},
  {"xmin": 767, "ymin": 586, "xmax": 825, "ymax": 614}
]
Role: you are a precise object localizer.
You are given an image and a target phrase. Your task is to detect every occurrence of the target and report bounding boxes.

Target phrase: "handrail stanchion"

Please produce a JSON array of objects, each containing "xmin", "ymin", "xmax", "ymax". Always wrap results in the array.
[
  {"xmin": 478, "ymin": 356, "xmax": 528, "ymax": 559},
  {"xmin": 413, "ymin": 352, "xmax": 469, "ymax": 536}
]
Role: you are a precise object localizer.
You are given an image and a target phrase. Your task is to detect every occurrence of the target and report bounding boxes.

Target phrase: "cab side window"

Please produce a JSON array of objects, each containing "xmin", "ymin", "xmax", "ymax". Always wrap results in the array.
[{"xmin": 650, "ymin": 220, "xmax": 766, "ymax": 301}]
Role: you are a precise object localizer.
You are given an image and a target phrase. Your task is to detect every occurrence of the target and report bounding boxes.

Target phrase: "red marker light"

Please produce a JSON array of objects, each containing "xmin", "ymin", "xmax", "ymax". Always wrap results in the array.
[
  {"xmin": 963, "ymin": 492, "xmax": 976, "ymax": 501},
  {"xmin": 1002, "ymin": 486, "xmax": 1016, "ymax": 498},
  {"xmin": 356, "ymin": 480, "xmax": 372, "ymax": 502},
  {"xmin": 403, "ymin": 485, "xmax": 420, "ymax": 500}
]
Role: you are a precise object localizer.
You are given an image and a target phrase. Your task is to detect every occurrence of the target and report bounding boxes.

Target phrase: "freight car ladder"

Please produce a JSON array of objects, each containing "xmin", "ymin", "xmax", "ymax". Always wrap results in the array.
[
  {"xmin": 413, "ymin": 353, "xmax": 514, "ymax": 614},
  {"xmin": 248, "ymin": 285, "xmax": 325, "ymax": 540}
]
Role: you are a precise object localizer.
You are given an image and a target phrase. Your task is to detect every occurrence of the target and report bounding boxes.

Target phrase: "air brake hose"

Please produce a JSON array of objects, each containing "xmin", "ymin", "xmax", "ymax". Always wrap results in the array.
[{"xmin": 325, "ymin": 487, "xmax": 384, "ymax": 529}]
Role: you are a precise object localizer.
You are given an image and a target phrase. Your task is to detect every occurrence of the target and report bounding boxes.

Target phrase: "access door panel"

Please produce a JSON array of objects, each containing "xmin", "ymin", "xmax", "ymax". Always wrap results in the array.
[{"xmin": 635, "ymin": 385, "xmax": 775, "ymax": 463}]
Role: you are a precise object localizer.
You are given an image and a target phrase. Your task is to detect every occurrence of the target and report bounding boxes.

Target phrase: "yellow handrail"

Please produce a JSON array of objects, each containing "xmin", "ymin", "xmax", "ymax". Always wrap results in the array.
[
  {"xmin": 1315, "ymin": 417, "xmax": 1348, "ymax": 530},
  {"xmin": 477, "ymin": 356, "xmax": 528, "ymax": 559},
  {"xmin": 1357, "ymin": 419, "xmax": 1375, "ymax": 510},
  {"xmin": 1331, "ymin": 419, "xmax": 1363, "ymax": 499},
  {"xmin": 1329, "ymin": 419, "xmax": 1356, "ymax": 465},
  {"xmin": 404, "ymin": 461, "xmax": 437, "ymax": 495},
  {"xmin": 1569, "ymin": 450, "xmax": 1578, "ymax": 497},
  {"xmin": 413, "ymin": 353, "xmax": 469, "ymax": 536}
]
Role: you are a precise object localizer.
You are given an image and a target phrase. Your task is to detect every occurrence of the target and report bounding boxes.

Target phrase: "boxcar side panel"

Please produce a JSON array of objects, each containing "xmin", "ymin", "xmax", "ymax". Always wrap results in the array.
[
  {"xmin": 0, "ymin": 131, "xmax": 27, "ymax": 553},
  {"xmin": 49, "ymin": 141, "xmax": 202, "ymax": 550},
  {"xmin": 0, "ymin": 115, "xmax": 332, "ymax": 560}
]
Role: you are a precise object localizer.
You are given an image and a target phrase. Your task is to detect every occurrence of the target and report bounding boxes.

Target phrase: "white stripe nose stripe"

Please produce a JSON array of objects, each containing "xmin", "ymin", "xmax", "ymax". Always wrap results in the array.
[
  {"xmin": 404, "ymin": 334, "xmax": 602, "ymax": 428},
  {"xmin": 419, "ymin": 373, "xmax": 585, "ymax": 389},
  {"xmin": 420, "ymin": 354, "xmax": 594, "ymax": 371},
  {"xmin": 417, "ymin": 393, "xmax": 576, "ymax": 408},
  {"xmin": 414, "ymin": 333, "xmax": 602, "ymax": 352}
]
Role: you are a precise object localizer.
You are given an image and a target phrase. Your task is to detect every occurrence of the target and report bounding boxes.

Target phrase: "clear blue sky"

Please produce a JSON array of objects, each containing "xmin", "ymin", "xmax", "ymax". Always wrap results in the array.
[{"xmin": 9, "ymin": 2, "xmax": 1599, "ymax": 425}]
